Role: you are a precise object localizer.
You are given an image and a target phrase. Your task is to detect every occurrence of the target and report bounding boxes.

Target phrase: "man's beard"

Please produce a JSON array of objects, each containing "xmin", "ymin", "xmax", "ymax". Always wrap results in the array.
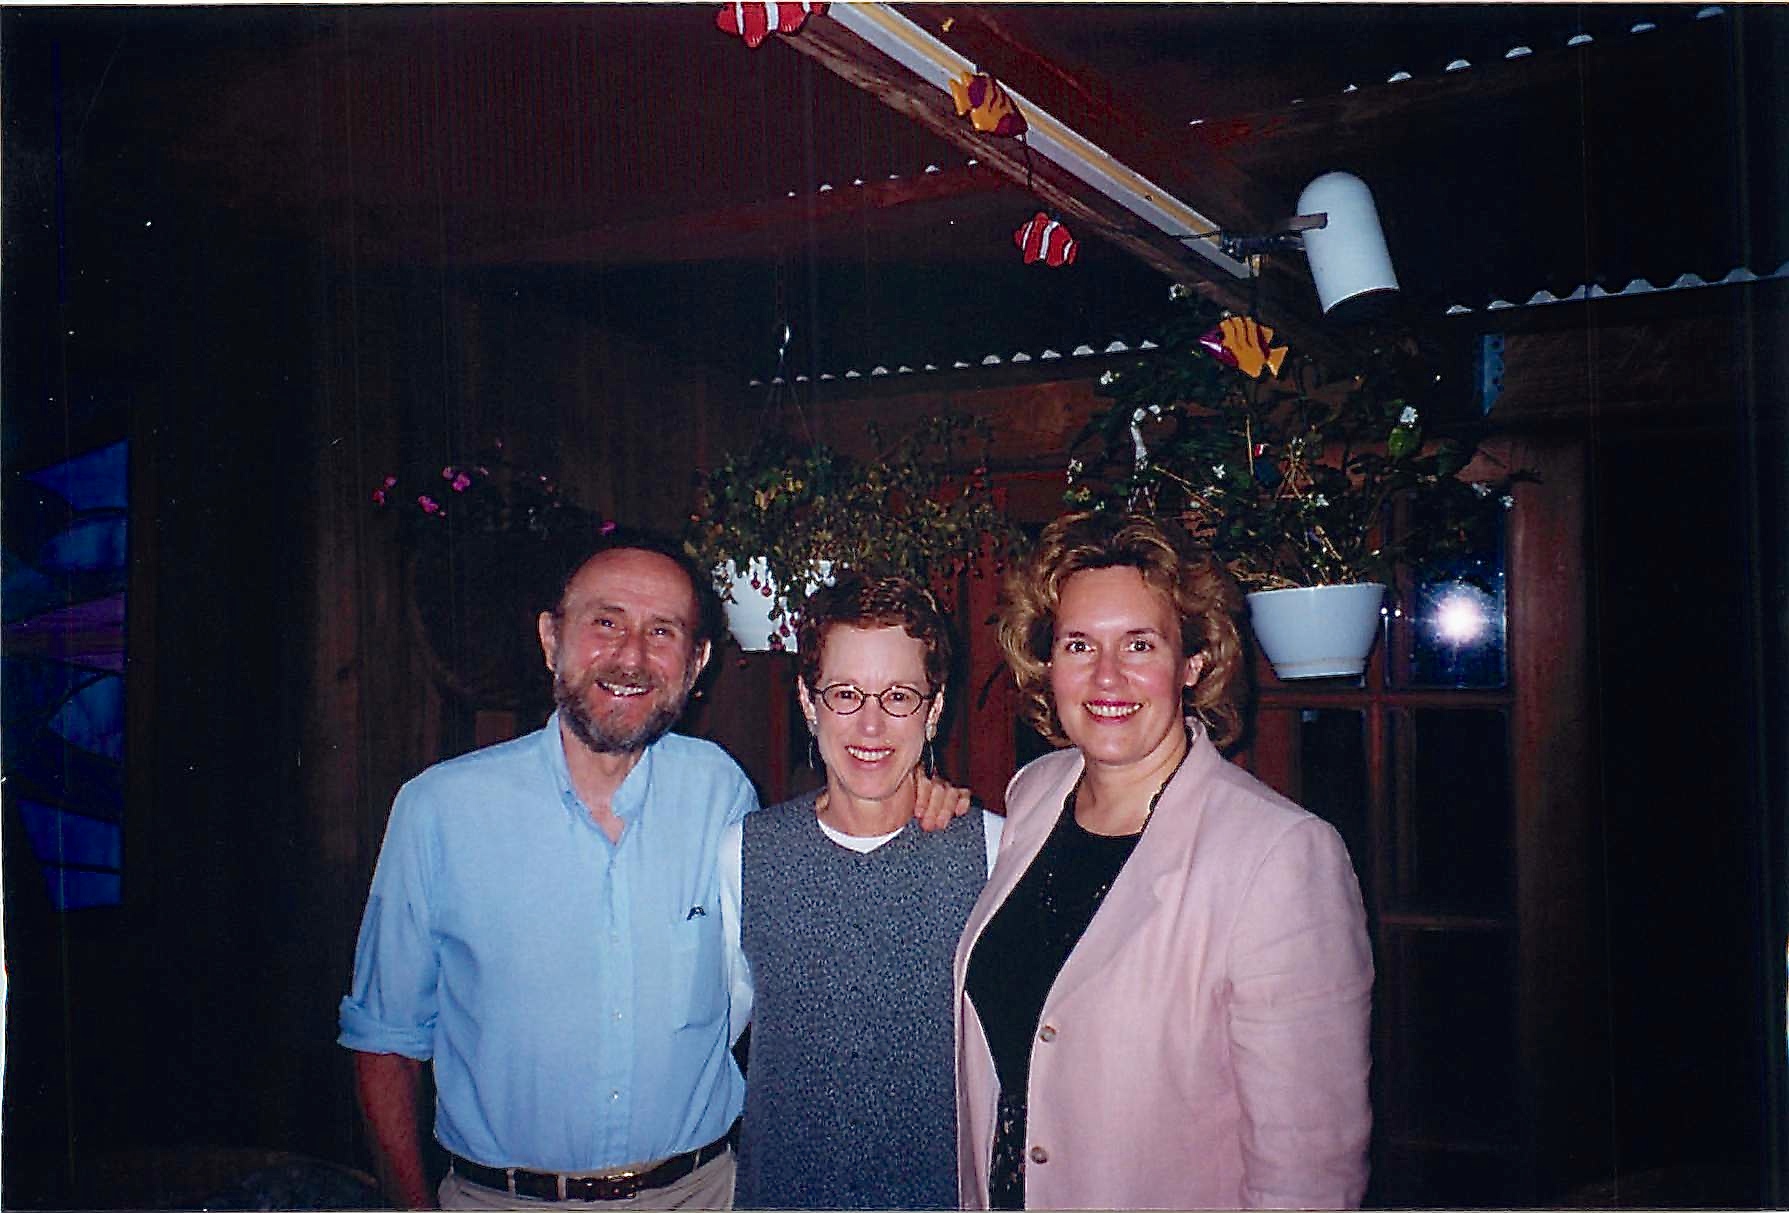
[{"xmin": 555, "ymin": 662, "xmax": 692, "ymax": 755}]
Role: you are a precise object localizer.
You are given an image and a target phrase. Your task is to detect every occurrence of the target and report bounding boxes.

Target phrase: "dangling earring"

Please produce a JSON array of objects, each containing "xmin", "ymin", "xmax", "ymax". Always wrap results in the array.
[
  {"xmin": 808, "ymin": 737, "xmax": 821, "ymax": 771},
  {"xmin": 924, "ymin": 727, "xmax": 937, "ymax": 777}
]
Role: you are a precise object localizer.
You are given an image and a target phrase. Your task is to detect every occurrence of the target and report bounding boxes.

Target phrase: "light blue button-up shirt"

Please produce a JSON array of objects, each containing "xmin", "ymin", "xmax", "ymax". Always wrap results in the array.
[{"xmin": 338, "ymin": 715, "xmax": 758, "ymax": 1172}]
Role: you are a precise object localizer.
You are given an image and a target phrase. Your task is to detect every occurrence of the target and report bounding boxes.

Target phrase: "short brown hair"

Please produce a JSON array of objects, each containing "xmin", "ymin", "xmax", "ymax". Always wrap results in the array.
[
  {"xmin": 998, "ymin": 511, "xmax": 1247, "ymax": 748},
  {"xmin": 796, "ymin": 572, "xmax": 954, "ymax": 695}
]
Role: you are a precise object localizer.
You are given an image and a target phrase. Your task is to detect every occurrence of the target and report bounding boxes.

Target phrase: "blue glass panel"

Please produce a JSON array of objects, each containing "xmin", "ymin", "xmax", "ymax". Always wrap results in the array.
[
  {"xmin": 38, "ymin": 514, "xmax": 128, "ymax": 574},
  {"xmin": 11, "ymin": 438, "xmax": 130, "ymax": 911},
  {"xmin": 3, "ymin": 725, "xmax": 124, "ymax": 819},
  {"xmin": 0, "ymin": 554, "xmax": 66, "ymax": 623},
  {"xmin": 16, "ymin": 799, "xmax": 123, "ymax": 869},
  {"xmin": 2, "ymin": 656, "xmax": 102, "ymax": 727},
  {"xmin": 44, "ymin": 868, "xmax": 124, "ymax": 912},
  {"xmin": 4, "ymin": 481, "xmax": 77, "ymax": 558},
  {"xmin": 49, "ymin": 673, "xmax": 124, "ymax": 761},
  {"xmin": 23, "ymin": 440, "xmax": 128, "ymax": 512}
]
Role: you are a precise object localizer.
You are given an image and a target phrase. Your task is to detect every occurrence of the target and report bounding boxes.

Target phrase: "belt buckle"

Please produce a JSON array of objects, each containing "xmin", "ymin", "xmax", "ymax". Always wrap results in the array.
[{"xmin": 567, "ymin": 1168, "xmax": 641, "ymax": 1201}]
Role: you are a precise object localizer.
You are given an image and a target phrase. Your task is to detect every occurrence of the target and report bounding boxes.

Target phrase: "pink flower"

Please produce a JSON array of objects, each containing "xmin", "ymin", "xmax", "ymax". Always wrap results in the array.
[
  {"xmin": 451, "ymin": 473, "xmax": 472, "ymax": 492},
  {"xmin": 599, "ymin": 520, "xmax": 618, "ymax": 535},
  {"xmin": 381, "ymin": 475, "xmax": 397, "ymax": 488},
  {"xmin": 441, "ymin": 466, "xmax": 455, "ymax": 480},
  {"xmin": 419, "ymin": 495, "xmax": 442, "ymax": 515},
  {"xmin": 371, "ymin": 489, "xmax": 387, "ymax": 505}
]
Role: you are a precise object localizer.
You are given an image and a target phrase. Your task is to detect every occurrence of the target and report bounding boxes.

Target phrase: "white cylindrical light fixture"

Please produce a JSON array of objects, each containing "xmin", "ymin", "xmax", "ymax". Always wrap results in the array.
[{"xmin": 1297, "ymin": 172, "xmax": 1399, "ymax": 321}]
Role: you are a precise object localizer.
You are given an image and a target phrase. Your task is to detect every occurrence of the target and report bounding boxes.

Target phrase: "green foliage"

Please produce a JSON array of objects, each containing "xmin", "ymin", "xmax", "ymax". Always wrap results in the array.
[
  {"xmin": 684, "ymin": 415, "xmax": 1016, "ymax": 637},
  {"xmin": 1069, "ymin": 296, "xmax": 1532, "ymax": 591}
]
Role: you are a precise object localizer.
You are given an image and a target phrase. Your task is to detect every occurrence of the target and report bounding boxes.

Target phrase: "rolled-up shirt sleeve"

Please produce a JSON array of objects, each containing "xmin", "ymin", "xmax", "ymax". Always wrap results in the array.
[
  {"xmin": 1227, "ymin": 815, "xmax": 1374, "ymax": 1209},
  {"xmin": 339, "ymin": 784, "xmax": 440, "ymax": 1060}
]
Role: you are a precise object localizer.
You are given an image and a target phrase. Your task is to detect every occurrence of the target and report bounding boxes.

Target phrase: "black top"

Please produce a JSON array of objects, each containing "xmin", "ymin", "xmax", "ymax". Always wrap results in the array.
[{"xmin": 965, "ymin": 788, "xmax": 1141, "ymax": 1207}]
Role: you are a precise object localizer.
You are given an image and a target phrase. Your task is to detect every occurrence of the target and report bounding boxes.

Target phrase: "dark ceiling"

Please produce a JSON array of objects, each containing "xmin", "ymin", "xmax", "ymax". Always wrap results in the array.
[{"xmin": 4, "ymin": 3, "xmax": 1785, "ymax": 384}]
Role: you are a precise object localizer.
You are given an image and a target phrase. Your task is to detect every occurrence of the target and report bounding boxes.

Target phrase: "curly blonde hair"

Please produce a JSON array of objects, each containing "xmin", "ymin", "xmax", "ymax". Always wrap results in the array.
[{"xmin": 998, "ymin": 511, "xmax": 1247, "ymax": 748}]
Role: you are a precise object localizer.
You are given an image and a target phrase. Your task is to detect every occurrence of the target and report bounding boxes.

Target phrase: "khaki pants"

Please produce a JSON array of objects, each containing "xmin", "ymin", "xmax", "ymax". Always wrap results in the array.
[{"xmin": 439, "ymin": 1150, "xmax": 735, "ymax": 1211}]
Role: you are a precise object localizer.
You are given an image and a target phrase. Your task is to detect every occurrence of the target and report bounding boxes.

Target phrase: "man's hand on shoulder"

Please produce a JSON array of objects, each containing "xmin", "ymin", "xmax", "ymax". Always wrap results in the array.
[{"xmin": 913, "ymin": 771, "xmax": 971, "ymax": 832}]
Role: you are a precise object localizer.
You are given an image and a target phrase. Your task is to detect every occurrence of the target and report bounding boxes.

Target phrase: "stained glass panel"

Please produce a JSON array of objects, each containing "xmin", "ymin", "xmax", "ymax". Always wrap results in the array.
[{"xmin": 3, "ymin": 439, "xmax": 128, "ymax": 909}]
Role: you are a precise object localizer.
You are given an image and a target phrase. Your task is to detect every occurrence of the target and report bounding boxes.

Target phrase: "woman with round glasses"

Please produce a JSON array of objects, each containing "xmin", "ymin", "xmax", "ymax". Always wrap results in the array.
[
  {"xmin": 954, "ymin": 511, "xmax": 1373, "ymax": 1209},
  {"xmin": 723, "ymin": 572, "xmax": 1001, "ymax": 1209}
]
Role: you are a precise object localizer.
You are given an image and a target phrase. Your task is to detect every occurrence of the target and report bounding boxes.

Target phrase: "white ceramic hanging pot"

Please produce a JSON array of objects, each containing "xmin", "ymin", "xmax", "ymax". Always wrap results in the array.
[
  {"xmin": 1246, "ymin": 583, "xmax": 1387, "ymax": 680},
  {"xmin": 717, "ymin": 557, "xmax": 834, "ymax": 653}
]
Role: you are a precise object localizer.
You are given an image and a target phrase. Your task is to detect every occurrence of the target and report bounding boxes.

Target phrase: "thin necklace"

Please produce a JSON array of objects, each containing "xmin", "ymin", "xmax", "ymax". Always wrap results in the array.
[
  {"xmin": 1078, "ymin": 730, "xmax": 1192, "ymax": 838},
  {"xmin": 1139, "ymin": 761, "xmax": 1180, "ymax": 833}
]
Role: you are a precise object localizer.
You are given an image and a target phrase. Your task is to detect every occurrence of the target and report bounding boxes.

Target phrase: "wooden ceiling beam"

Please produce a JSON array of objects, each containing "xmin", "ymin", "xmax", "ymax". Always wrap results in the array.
[
  {"xmin": 781, "ymin": 9, "xmax": 1353, "ymax": 367},
  {"xmin": 908, "ymin": 4, "xmax": 1285, "ymax": 225}
]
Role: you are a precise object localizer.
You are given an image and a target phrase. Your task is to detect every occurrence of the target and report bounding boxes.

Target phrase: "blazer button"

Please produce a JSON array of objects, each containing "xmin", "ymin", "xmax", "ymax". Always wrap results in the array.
[
  {"xmin": 1038, "ymin": 1024, "xmax": 1057, "ymax": 1042},
  {"xmin": 1029, "ymin": 1146, "xmax": 1049, "ymax": 1165}
]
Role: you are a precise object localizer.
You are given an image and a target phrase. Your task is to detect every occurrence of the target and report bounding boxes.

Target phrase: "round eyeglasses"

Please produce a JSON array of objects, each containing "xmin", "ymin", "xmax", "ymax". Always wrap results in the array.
[{"xmin": 816, "ymin": 683, "xmax": 933, "ymax": 718}]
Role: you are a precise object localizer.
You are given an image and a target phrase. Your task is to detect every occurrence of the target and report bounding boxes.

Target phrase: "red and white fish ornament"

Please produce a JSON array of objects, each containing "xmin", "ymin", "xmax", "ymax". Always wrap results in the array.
[
  {"xmin": 1199, "ymin": 313, "xmax": 1288, "ymax": 379},
  {"xmin": 716, "ymin": 1, "xmax": 827, "ymax": 49},
  {"xmin": 949, "ymin": 71, "xmax": 1027, "ymax": 138},
  {"xmin": 1014, "ymin": 211, "xmax": 1077, "ymax": 267}
]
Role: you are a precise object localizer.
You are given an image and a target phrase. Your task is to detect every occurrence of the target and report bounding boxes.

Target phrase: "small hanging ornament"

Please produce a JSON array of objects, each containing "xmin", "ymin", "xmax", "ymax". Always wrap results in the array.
[
  {"xmin": 715, "ymin": 1, "xmax": 828, "ymax": 49},
  {"xmin": 1013, "ymin": 211, "xmax": 1077, "ymax": 266},
  {"xmin": 1198, "ymin": 314, "xmax": 1289, "ymax": 379},
  {"xmin": 948, "ymin": 71, "xmax": 1027, "ymax": 137}
]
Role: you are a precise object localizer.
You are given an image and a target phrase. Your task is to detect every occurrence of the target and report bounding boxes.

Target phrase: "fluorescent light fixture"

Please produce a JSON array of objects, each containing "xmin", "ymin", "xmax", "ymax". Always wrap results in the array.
[{"xmin": 828, "ymin": 4, "xmax": 1252, "ymax": 281}]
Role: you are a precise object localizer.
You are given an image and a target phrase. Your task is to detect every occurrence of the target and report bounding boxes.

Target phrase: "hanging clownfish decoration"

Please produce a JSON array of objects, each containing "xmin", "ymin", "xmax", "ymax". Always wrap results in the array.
[
  {"xmin": 1014, "ymin": 211, "xmax": 1077, "ymax": 267},
  {"xmin": 1198, "ymin": 314, "xmax": 1289, "ymax": 379},
  {"xmin": 715, "ymin": 1, "xmax": 828, "ymax": 49},
  {"xmin": 949, "ymin": 71, "xmax": 1027, "ymax": 138}
]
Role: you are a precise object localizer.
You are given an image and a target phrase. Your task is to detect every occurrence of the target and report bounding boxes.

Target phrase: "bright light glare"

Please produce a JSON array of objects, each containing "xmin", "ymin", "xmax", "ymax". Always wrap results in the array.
[{"xmin": 1431, "ymin": 587, "xmax": 1489, "ymax": 646}]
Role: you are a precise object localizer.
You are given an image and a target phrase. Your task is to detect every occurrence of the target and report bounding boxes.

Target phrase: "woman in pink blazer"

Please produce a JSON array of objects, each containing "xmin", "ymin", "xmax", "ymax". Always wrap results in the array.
[{"xmin": 956, "ymin": 512, "xmax": 1374, "ymax": 1209}]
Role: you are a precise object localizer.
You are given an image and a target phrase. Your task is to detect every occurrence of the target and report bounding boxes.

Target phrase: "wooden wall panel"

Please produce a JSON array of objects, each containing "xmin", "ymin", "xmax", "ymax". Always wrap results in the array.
[
  {"xmin": 1506, "ymin": 436, "xmax": 1607, "ymax": 1195},
  {"xmin": 799, "ymin": 373, "xmax": 1109, "ymax": 483}
]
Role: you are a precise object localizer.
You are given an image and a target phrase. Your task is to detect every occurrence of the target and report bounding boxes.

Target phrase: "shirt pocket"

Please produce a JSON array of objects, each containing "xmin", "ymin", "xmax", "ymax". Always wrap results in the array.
[{"xmin": 666, "ymin": 910, "xmax": 727, "ymax": 1030}]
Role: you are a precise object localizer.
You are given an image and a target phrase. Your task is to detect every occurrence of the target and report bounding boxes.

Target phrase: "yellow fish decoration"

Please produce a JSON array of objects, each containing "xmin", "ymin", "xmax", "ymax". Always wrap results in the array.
[
  {"xmin": 1198, "ymin": 314, "xmax": 1288, "ymax": 379},
  {"xmin": 948, "ymin": 71, "xmax": 1027, "ymax": 138}
]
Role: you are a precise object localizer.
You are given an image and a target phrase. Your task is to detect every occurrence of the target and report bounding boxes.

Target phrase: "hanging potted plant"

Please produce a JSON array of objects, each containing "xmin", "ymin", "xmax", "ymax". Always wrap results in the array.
[
  {"xmin": 1068, "ymin": 292, "xmax": 1530, "ymax": 679},
  {"xmin": 371, "ymin": 439, "xmax": 604, "ymax": 708},
  {"xmin": 684, "ymin": 415, "xmax": 1015, "ymax": 652}
]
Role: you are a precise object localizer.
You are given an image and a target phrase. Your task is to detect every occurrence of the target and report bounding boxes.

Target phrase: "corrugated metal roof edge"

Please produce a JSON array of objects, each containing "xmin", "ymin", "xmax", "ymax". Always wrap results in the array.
[
  {"xmin": 1181, "ymin": 6, "xmax": 1728, "ymax": 126},
  {"xmin": 745, "ymin": 260, "xmax": 1788, "ymax": 387},
  {"xmin": 1445, "ymin": 260, "xmax": 1789, "ymax": 315},
  {"xmin": 749, "ymin": 338, "xmax": 1163, "ymax": 388}
]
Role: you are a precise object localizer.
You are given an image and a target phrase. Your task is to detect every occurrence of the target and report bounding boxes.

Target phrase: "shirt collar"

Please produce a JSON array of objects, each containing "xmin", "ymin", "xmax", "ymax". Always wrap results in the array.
[{"xmin": 542, "ymin": 710, "xmax": 658, "ymax": 830}]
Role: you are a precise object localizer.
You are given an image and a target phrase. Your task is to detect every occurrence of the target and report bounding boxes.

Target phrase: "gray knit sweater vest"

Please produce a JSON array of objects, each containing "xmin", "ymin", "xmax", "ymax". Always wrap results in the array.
[{"xmin": 734, "ymin": 790, "xmax": 987, "ymax": 1209}]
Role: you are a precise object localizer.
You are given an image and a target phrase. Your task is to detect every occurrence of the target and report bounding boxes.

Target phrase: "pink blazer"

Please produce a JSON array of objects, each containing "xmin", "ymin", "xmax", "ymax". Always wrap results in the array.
[{"xmin": 954, "ymin": 725, "xmax": 1374, "ymax": 1209}]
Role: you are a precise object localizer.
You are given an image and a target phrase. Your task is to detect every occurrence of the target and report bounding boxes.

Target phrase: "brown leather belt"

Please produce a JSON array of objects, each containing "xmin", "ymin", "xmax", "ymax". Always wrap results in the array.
[{"xmin": 448, "ymin": 1130, "xmax": 732, "ymax": 1202}]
